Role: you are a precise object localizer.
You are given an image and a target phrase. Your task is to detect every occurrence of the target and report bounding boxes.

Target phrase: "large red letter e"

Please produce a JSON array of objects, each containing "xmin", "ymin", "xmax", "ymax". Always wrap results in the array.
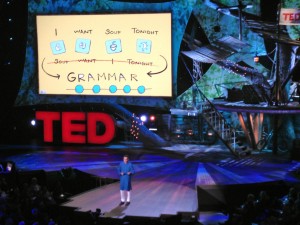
[{"xmin": 62, "ymin": 112, "xmax": 86, "ymax": 144}]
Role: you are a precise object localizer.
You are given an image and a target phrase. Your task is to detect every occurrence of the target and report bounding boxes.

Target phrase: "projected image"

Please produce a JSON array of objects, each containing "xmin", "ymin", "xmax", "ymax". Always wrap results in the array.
[{"xmin": 36, "ymin": 13, "xmax": 172, "ymax": 97}]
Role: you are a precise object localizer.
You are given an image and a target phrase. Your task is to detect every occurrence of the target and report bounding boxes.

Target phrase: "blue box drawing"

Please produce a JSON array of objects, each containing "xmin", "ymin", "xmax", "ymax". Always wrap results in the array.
[
  {"xmin": 136, "ymin": 39, "xmax": 152, "ymax": 54},
  {"xmin": 50, "ymin": 40, "xmax": 66, "ymax": 55},
  {"xmin": 75, "ymin": 38, "xmax": 91, "ymax": 54},
  {"xmin": 105, "ymin": 39, "xmax": 122, "ymax": 54}
]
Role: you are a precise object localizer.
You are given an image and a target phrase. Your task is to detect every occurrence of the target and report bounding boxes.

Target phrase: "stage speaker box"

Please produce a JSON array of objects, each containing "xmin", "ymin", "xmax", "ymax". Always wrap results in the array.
[
  {"xmin": 197, "ymin": 181, "xmax": 288, "ymax": 212},
  {"xmin": 16, "ymin": 170, "xmax": 46, "ymax": 186},
  {"xmin": 227, "ymin": 88, "xmax": 244, "ymax": 102},
  {"xmin": 291, "ymin": 139, "xmax": 300, "ymax": 160},
  {"xmin": 242, "ymin": 84, "xmax": 270, "ymax": 104}
]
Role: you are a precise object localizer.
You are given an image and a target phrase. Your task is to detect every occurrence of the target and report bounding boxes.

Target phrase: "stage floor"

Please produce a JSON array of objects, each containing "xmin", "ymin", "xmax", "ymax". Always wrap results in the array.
[{"xmin": 1, "ymin": 142, "xmax": 300, "ymax": 222}]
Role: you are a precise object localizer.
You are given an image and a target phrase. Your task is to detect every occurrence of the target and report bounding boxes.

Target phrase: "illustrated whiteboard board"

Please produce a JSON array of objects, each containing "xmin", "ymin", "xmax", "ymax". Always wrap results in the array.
[{"xmin": 36, "ymin": 13, "xmax": 172, "ymax": 97}]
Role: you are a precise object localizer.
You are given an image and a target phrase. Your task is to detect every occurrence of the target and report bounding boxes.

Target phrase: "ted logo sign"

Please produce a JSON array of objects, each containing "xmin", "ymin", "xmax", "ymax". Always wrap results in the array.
[{"xmin": 36, "ymin": 111, "xmax": 116, "ymax": 144}]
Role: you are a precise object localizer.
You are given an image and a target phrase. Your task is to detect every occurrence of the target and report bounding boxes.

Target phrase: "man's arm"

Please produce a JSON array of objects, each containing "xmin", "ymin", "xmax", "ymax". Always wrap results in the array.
[
  {"xmin": 128, "ymin": 163, "xmax": 135, "ymax": 175},
  {"xmin": 117, "ymin": 163, "xmax": 124, "ymax": 175}
]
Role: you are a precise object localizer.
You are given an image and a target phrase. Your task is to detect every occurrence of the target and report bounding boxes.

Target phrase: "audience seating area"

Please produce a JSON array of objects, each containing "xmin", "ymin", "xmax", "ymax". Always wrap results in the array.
[{"xmin": 1, "ymin": 169, "xmax": 300, "ymax": 225}]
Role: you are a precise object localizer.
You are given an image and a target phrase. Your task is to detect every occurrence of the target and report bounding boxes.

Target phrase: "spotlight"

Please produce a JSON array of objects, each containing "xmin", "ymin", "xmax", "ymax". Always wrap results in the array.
[
  {"xmin": 140, "ymin": 115, "xmax": 147, "ymax": 122},
  {"xmin": 187, "ymin": 129, "xmax": 193, "ymax": 136},
  {"xmin": 149, "ymin": 115, "xmax": 155, "ymax": 121},
  {"xmin": 0, "ymin": 161, "xmax": 15, "ymax": 173},
  {"xmin": 30, "ymin": 119, "xmax": 36, "ymax": 126},
  {"xmin": 205, "ymin": 129, "xmax": 217, "ymax": 145},
  {"xmin": 254, "ymin": 54, "xmax": 259, "ymax": 63},
  {"xmin": 207, "ymin": 129, "xmax": 214, "ymax": 136},
  {"xmin": 6, "ymin": 162, "xmax": 13, "ymax": 172}
]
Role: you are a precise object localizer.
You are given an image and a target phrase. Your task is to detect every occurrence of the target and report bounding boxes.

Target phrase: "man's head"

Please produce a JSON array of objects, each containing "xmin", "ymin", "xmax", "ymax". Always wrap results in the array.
[{"xmin": 123, "ymin": 155, "xmax": 129, "ymax": 163}]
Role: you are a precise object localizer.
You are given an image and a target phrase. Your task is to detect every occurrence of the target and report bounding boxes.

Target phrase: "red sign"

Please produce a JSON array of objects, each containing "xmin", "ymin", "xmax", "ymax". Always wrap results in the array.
[
  {"xmin": 36, "ymin": 111, "xmax": 116, "ymax": 144},
  {"xmin": 280, "ymin": 8, "xmax": 300, "ymax": 25}
]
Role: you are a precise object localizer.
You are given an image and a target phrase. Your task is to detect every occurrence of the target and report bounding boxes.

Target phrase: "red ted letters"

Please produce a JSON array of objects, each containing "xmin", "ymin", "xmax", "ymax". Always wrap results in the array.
[{"xmin": 36, "ymin": 111, "xmax": 116, "ymax": 144}]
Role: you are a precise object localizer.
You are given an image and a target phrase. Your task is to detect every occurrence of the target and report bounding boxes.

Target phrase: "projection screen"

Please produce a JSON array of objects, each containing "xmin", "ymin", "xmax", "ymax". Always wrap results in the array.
[{"xmin": 36, "ymin": 13, "xmax": 172, "ymax": 97}]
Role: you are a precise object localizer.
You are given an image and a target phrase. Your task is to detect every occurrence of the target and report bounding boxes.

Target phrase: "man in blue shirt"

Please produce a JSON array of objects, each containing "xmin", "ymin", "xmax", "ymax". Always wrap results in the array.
[{"xmin": 117, "ymin": 155, "xmax": 135, "ymax": 206}]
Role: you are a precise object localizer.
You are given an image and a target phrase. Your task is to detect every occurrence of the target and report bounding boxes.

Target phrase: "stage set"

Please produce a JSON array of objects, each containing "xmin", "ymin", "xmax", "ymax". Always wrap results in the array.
[{"xmin": 1, "ymin": 0, "xmax": 300, "ymax": 224}]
